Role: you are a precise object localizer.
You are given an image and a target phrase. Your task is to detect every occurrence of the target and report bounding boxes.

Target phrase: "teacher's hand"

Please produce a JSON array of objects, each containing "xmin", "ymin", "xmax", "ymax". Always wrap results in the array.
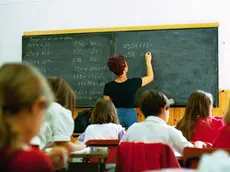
[{"xmin": 145, "ymin": 52, "xmax": 152, "ymax": 64}]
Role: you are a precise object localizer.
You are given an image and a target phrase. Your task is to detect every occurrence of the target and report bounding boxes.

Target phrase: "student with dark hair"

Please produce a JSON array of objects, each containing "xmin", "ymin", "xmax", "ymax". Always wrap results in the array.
[
  {"xmin": 82, "ymin": 99, "xmax": 125, "ymax": 143},
  {"xmin": 121, "ymin": 90, "xmax": 205, "ymax": 155},
  {"xmin": 104, "ymin": 52, "xmax": 154, "ymax": 129},
  {"xmin": 38, "ymin": 77, "xmax": 85, "ymax": 152},
  {"xmin": 176, "ymin": 90, "xmax": 224, "ymax": 143}
]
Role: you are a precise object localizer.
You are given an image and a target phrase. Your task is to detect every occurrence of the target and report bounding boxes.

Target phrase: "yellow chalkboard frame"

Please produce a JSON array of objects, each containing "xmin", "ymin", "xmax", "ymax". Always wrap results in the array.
[{"xmin": 23, "ymin": 23, "xmax": 219, "ymax": 36}]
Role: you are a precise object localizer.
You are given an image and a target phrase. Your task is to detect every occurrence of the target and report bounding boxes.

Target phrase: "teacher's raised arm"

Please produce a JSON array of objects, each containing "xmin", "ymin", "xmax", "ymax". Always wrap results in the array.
[
  {"xmin": 103, "ymin": 52, "xmax": 154, "ymax": 129},
  {"xmin": 141, "ymin": 52, "xmax": 154, "ymax": 87}
]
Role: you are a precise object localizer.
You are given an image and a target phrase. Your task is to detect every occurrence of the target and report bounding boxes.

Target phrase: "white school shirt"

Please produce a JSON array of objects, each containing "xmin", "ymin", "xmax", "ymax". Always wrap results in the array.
[
  {"xmin": 83, "ymin": 123, "xmax": 125, "ymax": 143},
  {"xmin": 30, "ymin": 136, "xmax": 41, "ymax": 149},
  {"xmin": 38, "ymin": 102, "xmax": 74, "ymax": 149},
  {"xmin": 121, "ymin": 116, "xmax": 193, "ymax": 155}
]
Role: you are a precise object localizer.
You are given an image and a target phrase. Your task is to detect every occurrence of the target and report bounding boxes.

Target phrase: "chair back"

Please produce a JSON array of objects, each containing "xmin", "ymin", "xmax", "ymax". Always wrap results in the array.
[
  {"xmin": 183, "ymin": 147, "xmax": 230, "ymax": 169},
  {"xmin": 115, "ymin": 142, "xmax": 180, "ymax": 172},
  {"xmin": 85, "ymin": 139, "xmax": 120, "ymax": 164}
]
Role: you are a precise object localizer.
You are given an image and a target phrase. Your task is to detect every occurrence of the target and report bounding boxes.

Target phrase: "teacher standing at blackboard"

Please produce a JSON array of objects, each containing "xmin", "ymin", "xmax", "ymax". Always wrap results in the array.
[{"xmin": 104, "ymin": 52, "xmax": 154, "ymax": 128}]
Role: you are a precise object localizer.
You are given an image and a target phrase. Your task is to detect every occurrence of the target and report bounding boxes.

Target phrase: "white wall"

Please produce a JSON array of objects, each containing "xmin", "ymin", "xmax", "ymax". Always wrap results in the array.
[{"xmin": 0, "ymin": 0, "xmax": 229, "ymax": 88}]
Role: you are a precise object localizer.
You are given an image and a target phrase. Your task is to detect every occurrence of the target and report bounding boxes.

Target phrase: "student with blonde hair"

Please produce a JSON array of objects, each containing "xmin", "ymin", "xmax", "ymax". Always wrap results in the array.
[
  {"xmin": 0, "ymin": 63, "xmax": 68, "ymax": 171},
  {"xmin": 38, "ymin": 77, "xmax": 85, "ymax": 152},
  {"xmin": 176, "ymin": 90, "xmax": 224, "ymax": 143}
]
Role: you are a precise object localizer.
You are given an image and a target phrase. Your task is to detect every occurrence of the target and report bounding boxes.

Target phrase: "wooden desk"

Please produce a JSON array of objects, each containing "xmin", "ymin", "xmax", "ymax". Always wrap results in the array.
[
  {"xmin": 46, "ymin": 147, "xmax": 108, "ymax": 172},
  {"xmin": 70, "ymin": 147, "xmax": 108, "ymax": 172},
  {"xmin": 71, "ymin": 147, "xmax": 107, "ymax": 156},
  {"xmin": 175, "ymin": 152, "xmax": 183, "ymax": 161},
  {"xmin": 176, "ymin": 155, "xmax": 183, "ymax": 161}
]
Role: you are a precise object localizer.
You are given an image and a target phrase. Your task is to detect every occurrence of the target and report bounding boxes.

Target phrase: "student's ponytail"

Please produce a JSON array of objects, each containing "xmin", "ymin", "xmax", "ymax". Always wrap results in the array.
[{"xmin": 0, "ymin": 98, "xmax": 20, "ymax": 150}]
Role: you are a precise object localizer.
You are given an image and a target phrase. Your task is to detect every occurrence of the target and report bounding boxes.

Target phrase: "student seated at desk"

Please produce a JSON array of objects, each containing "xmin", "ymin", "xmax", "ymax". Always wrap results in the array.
[
  {"xmin": 121, "ymin": 90, "xmax": 205, "ymax": 155},
  {"xmin": 0, "ymin": 63, "xmax": 68, "ymax": 171},
  {"xmin": 79, "ymin": 99, "xmax": 125, "ymax": 143},
  {"xmin": 213, "ymin": 100, "xmax": 230, "ymax": 148},
  {"xmin": 176, "ymin": 90, "xmax": 224, "ymax": 143},
  {"xmin": 38, "ymin": 77, "xmax": 85, "ymax": 152}
]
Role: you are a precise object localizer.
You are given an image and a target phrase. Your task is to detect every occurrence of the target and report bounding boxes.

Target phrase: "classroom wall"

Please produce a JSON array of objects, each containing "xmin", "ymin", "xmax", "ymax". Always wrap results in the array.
[{"xmin": 0, "ymin": 0, "xmax": 229, "ymax": 89}]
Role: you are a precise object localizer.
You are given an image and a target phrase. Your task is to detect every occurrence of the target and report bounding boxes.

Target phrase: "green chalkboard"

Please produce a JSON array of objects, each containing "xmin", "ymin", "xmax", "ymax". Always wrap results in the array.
[
  {"xmin": 22, "ymin": 27, "xmax": 218, "ymax": 107},
  {"xmin": 115, "ymin": 28, "xmax": 218, "ymax": 106},
  {"xmin": 22, "ymin": 33, "xmax": 114, "ymax": 106}
]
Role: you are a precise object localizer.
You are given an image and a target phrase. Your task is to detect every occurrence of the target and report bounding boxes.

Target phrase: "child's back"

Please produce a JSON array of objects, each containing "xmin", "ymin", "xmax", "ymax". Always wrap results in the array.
[
  {"xmin": 213, "ymin": 104, "xmax": 230, "ymax": 148},
  {"xmin": 0, "ymin": 147, "xmax": 53, "ymax": 172},
  {"xmin": 82, "ymin": 99, "xmax": 125, "ymax": 143},
  {"xmin": 192, "ymin": 116, "xmax": 224, "ymax": 143},
  {"xmin": 121, "ymin": 90, "xmax": 196, "ymax": 155},
  {"xmin": 176, "ymin": 90, "xmax": 223, "ymax": 143},
  {"xmin": 84, "ymin": 123, "xmax": 124, "ymax": 142}
]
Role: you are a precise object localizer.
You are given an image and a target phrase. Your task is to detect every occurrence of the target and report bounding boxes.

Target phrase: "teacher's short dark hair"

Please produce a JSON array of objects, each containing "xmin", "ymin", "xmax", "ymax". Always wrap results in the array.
[
  {"xmin": 106, "ymin": 56, "xmax": 126, "ymax": 76},
  {"xmin": 139, "ymin": 89, "xmax": 170, "ymax": 118}
]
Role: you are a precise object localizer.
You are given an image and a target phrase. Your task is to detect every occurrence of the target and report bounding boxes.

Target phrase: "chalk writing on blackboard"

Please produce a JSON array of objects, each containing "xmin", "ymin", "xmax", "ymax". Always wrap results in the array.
[
  {"xmin": 123, "ymin": 43, "xmax": 152, "ymax": 49},
  {"xmin": 75, "ymin": 81, "xmax": 105, "ymax": 87},
  {"xmin": 27, "ymin": 42, "xmax": 52, "ymax": 48},
  {"xmin": 74, "ymin": 40, "xmax": 102, "ymax": 47},
  {"xmin": 22, "ymin": 28, "xmax": 218, "ymax": 107}
]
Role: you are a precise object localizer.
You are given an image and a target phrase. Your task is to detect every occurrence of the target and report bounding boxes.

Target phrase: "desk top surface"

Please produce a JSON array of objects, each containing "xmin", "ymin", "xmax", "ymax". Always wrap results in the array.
[
  {"xmin": 47, "ymin": 146, "xmax": 183, "ymax": 160},
  {"xmin": 70, "ymin": 147, "xmax": 108, "ymax": 158}
]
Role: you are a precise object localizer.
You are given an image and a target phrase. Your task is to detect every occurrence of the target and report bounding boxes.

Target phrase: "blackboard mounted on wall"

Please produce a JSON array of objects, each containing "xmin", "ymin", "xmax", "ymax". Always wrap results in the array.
[
  {"xmin": 22, "ymin": 23, "xmax": 219, "ymax": 107},
  {"xmin": 22, "ymin": 32, "xmax": 114, "ymax": 106}
]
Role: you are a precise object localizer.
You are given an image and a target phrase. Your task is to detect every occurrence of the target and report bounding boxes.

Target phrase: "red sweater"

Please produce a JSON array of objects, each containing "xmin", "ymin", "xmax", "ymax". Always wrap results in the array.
[
  {"xmin": 213, "ymin": 125, "xmax": 230, "ymax": 148},
  {"xmin": 0, "ymin": 147, "xmax": 54, "ymax": 172},
  {"xmin": 192, "ymin": 116, "xmax": 224, "ymax": 143},
  {"xmin": 115, "ymin": 142, "xmax": 180, "ymax": 172}
]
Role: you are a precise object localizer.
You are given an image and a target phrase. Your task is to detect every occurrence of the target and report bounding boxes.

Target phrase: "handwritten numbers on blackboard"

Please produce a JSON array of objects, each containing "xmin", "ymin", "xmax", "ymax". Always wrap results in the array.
[
  {"xmin": 89, "ymin": 57, "xmax": 99, "ymax": 62},
  {"xmin": 123, "ymin": 43, "xmax": 152, "ymax": 49},
  {"xmin": 72, "ymin": 57, "xmax": 83, "ymax": 63}
]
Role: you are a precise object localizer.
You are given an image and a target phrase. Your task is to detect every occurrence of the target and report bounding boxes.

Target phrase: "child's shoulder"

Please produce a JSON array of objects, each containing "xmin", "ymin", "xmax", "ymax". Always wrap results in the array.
[
  {"xmin": 84, "ymin": 124, "xmax": 103, "ymax": 132},
  {"xmin": 49, "ymin": 102, "xmax": 62, "ymax": 109},
  {"xmin": 108, "ymin": 123, "xmax": 123, "ymax": 127},
  {"xmin": 212, "ymin": 116, "xmax": 224, "ymax": 121},
  {"xmin": 110, "ymin": 123, "xmax": 124, "ymax": 131},
  {"xmin": 15, "ymin": 147, "xmax": 49, "ymax": 161},
  {"xmin": 126, "ymin": 122, "xmax": 144, "ymax": 131},
  {"xmin": 210, "ymin": 116, "xmax": 225, "ymax": 126},
  {"xmin": 87, "ymin": 123, "xmax": 122, "ymax": 128},
  {"xmin": 86, "ymin": 123, "xmax": 124, "ymax": 133},
  {"xmin": 48, "ymin": 102, "xmax": 71, "ymax": 116},
  {"xmin": 9, "ymin": 148, "xmax": 53, "ymax": 171}
]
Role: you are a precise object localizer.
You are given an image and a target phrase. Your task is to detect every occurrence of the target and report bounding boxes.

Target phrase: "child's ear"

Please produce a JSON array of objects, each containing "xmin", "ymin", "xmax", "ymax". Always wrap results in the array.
[
  {"xmin": 165, "ymin": 105, "xmax": 170, "ymax": 111},
  {"xmin": 30, "ymin": 97, "xmax": 47, "ymax": 116},
  {"xmin": 111, "ymin": 115, "xmax": 115, "ymax": 123},
  {"xmin": 162, "ymin": 105, "xmax": 169, "ymax": 113}
]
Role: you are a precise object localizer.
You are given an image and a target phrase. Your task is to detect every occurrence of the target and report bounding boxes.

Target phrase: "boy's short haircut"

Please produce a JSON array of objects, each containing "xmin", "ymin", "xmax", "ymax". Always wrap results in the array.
[{"xmin": 139, "ymin": 89, "xmax": 170, "ymax": 118}]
